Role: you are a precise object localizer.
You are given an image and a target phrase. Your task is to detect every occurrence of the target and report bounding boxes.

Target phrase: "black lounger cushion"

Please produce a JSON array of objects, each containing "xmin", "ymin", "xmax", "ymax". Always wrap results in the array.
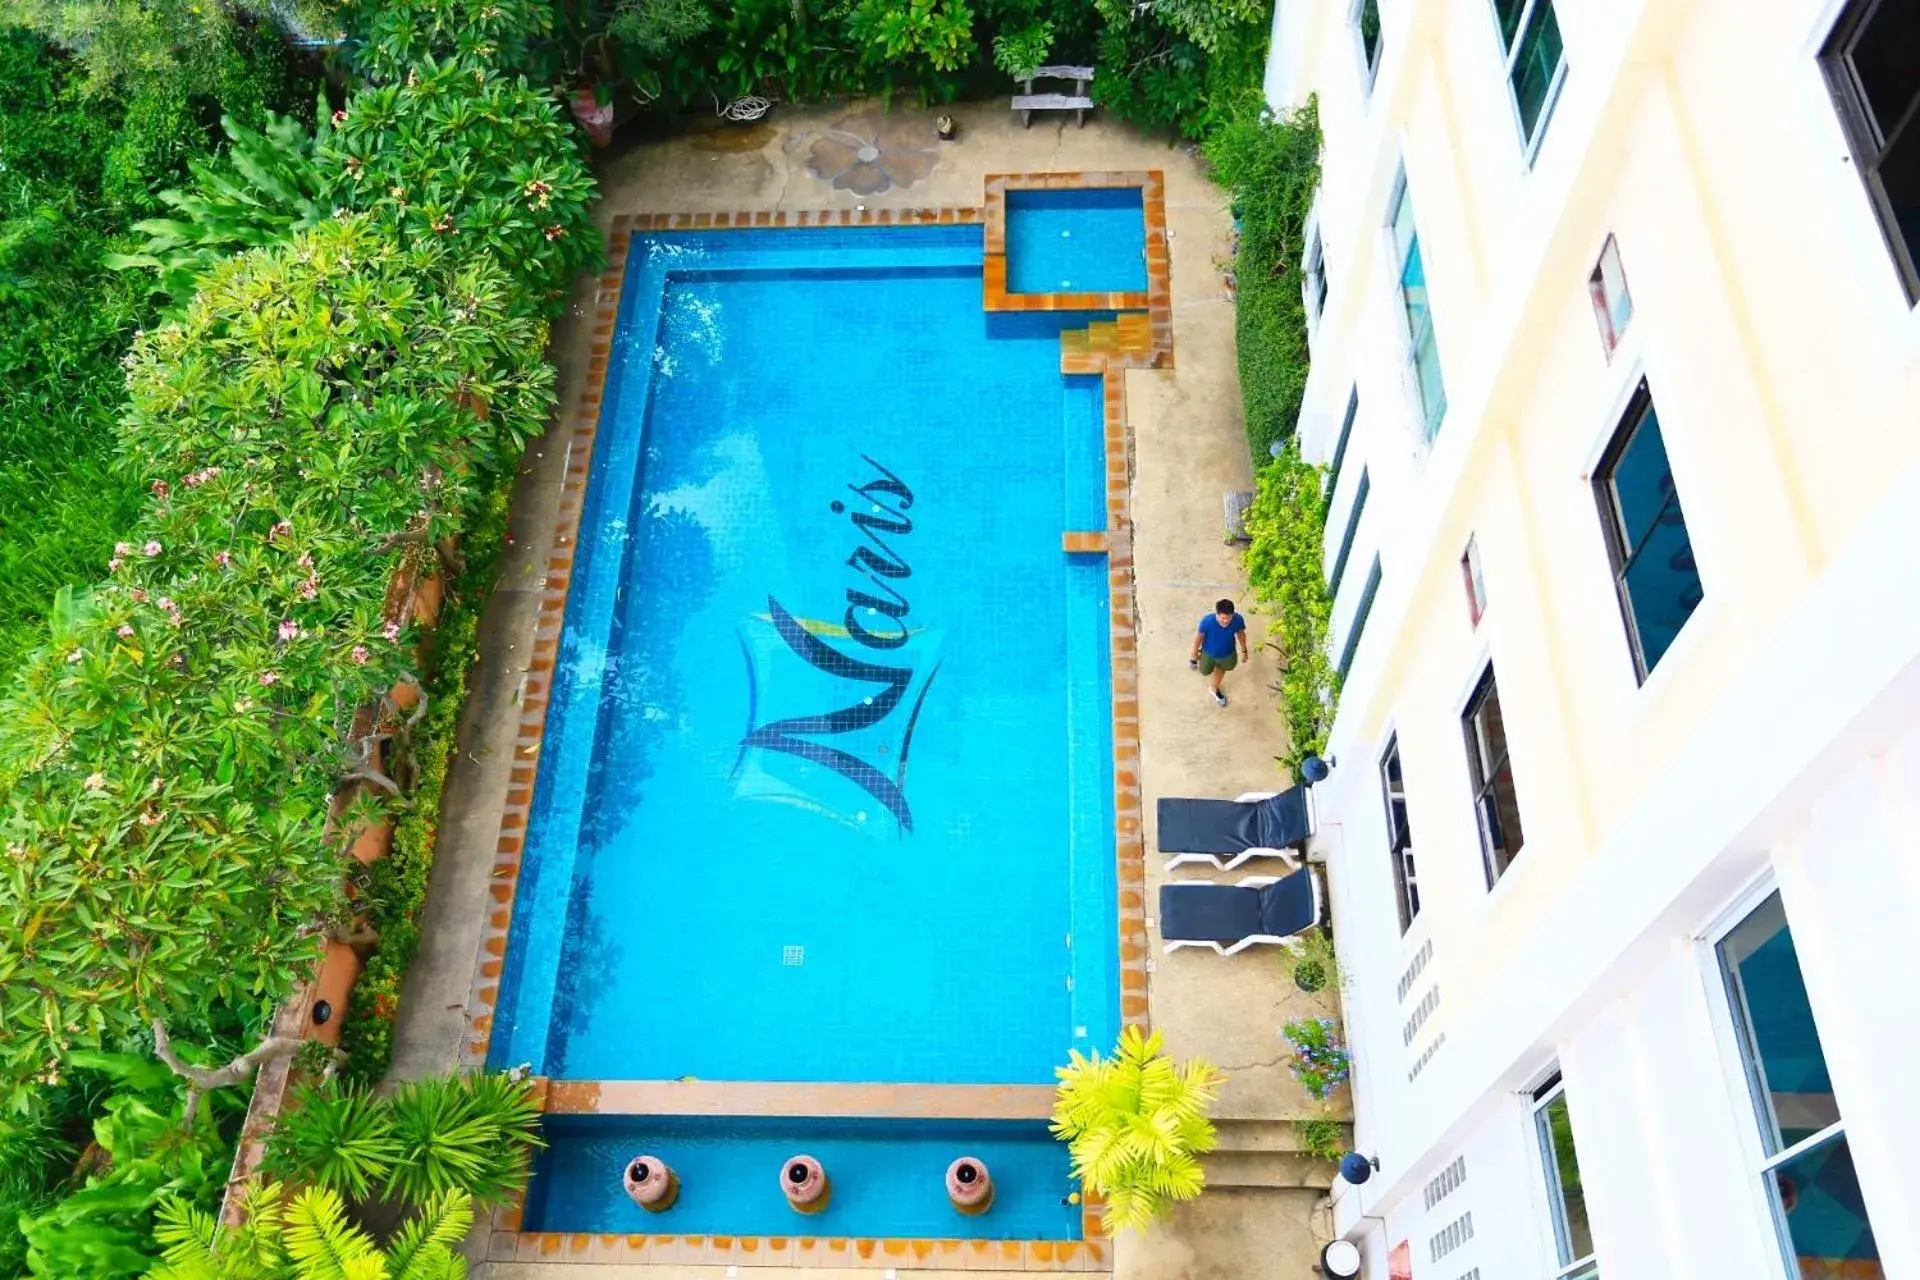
[
  {"xmin": 1256, "ymin": 868, "xmax": 1318, "ymax": 937},
  {"xmin": 1155, "ymin": 786, "xmax": 1312, "ymax": 854},
  {"xmin": 1158, "ymin": 868, "xmax": 1317, "ymax": 945}
]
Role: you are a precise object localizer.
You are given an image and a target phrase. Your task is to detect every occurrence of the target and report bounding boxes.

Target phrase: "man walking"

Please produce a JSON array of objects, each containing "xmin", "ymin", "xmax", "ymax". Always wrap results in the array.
[{"xmin": 1189, "ymin": 598, "xmax": 1250, "ymax": 707}]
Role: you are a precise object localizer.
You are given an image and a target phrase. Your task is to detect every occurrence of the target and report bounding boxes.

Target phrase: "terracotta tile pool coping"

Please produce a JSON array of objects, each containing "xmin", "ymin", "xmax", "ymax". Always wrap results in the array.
[{"xmin": 465, "ymin": 174, "xmax": 1170, "ymax": 1270}]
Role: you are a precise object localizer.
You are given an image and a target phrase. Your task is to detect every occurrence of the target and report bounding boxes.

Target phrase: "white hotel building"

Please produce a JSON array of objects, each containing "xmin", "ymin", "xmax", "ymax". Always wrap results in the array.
[{"xmin": 1262, "ymin": 0, "xmax": 1920, "ymax": 1277}]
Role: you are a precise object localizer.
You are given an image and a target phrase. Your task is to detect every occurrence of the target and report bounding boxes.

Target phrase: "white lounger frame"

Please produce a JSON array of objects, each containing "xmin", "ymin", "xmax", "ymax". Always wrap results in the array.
[
  {"xmin": 1160, "ymin": 788, "xmax": 1316, "ymax": 875},
  {"xmin": 1159, "ymin": 869, "xmax": 1324, "ymax": 956}
]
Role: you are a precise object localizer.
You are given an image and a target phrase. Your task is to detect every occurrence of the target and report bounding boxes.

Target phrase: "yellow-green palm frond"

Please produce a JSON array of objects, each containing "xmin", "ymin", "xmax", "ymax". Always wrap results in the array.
[
  {"xmin": 385, "ymin": 1191, "xmax": 473, "ymax": 1280},
  {"xmin": 282, "ymin": 1185, "xmax": 383, "ymax": 1280}
]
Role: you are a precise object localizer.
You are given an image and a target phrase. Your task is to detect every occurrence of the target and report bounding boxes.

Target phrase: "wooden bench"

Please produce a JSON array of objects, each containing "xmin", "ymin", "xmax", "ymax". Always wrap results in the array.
[{"xmin": 1014, "ymin": 65, "xmax": 1095, "ymax": 127}]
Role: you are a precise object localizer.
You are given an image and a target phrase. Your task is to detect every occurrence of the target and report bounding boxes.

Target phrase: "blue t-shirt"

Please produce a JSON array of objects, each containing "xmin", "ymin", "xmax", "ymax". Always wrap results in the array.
[{"xmin": 1198, "ymin": 612, "xmax": 1246, "ymax": 658}]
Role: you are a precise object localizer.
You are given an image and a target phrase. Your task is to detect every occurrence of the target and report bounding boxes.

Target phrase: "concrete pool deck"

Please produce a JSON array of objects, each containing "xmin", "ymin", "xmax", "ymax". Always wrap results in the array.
[{"xmin": 386, "ymin": 97, "xmax": 1346, "ymax": 1279}]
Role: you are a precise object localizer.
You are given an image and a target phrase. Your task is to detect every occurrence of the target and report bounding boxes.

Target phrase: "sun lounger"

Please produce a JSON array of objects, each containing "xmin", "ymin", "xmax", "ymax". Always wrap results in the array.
[
  {"xmin": 1157, "ymin": 786, "xmax": 1315, "ymax": 872},
  {"xmin": 1157, "ymin": 868, "xmax": 1323, "ymax": 956}
]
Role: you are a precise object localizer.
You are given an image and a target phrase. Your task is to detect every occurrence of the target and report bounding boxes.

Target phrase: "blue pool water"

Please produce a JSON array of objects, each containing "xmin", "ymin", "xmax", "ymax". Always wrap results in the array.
[
  {"xmin": 1006, "ymin": 188, "xmax": 1148, "ymax": 294},
  {"xmin": 522, "ymin": 1116, "xmax": 1078, "ymax": 1239}
]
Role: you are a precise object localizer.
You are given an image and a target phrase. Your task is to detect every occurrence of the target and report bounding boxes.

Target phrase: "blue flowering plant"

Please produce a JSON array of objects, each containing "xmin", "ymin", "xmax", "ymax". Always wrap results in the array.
[{"xmin": 1282, "ymin": 1017, "xmax": 1351, "ymax": 1101}]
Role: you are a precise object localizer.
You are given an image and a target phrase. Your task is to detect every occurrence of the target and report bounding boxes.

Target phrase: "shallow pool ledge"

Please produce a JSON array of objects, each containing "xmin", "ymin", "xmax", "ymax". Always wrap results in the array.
[{"xmin": 539, "ymin": 1079, "xmax": 1059, "ymax": 1120}]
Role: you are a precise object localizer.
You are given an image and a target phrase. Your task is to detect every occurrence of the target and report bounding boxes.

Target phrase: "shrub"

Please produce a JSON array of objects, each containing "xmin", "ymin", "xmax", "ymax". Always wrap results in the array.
[
  {"xmin": 262, "ymin": 1083, "xmax": 400, "ymax": 1202},
  {"xmin": 1051, "ymin": 1026, "xmax": 1224, "ymax": 1234},
  {"xmin": 1281, "ymin": 1017, "xmax": 1350, "ymax": 1101},
  {"xmin": 1206, "ymin": 97, "xmax": 1322, "ymax": 458},
  {"xmin": 10, "ymin": 0, "xmax": 338, "ymax": 96},
  {"xmin": 0, "ymin": 219, "xmax": 558, "ymax": 1106},
  {"xmin": 1292, "ymin": 1114, "xmax": 1345, "ymax": 1162},
  {"xmin": 1244, "ymin": 440, "xmax": 1335, "ymax": 771},
  {"xmin": 151, "ymin": 1181, "xmax": 473, "ymax": 1279}
]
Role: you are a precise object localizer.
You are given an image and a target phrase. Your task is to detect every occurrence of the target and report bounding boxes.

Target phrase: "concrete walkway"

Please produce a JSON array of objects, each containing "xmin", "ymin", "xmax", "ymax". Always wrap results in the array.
[{"xmin": 386, "ymin": 97, "xmax": 1339, "ymax": 1279}]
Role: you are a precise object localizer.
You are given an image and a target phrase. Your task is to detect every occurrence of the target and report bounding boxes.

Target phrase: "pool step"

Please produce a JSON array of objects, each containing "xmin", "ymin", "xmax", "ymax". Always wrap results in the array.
[
  {"xmin": 1058, "ymin": 313, "xmax": 1156, "ymax": 373},
  {"xmin": 1201, "ymin": 1149, "xmax": 1338, "ymax": 1191},
  {"xmin": 1210, "ymin": 1117, "xmax": 1349, "ymax": 1155}
]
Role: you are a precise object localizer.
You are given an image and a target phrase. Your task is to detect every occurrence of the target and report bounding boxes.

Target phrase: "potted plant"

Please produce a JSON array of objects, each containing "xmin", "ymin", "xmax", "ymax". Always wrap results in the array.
[
  {"xmin": 1288, "ymin": 926, "xmax": 1344, "ymax": 993},
  {"xmin": 1050, "ymin": 1026, "xmax": 1225, "ymax": 1233},
  {"xmin": 1281, "ymin": 1017, "xmax": 1351, "ymax": 1101}
]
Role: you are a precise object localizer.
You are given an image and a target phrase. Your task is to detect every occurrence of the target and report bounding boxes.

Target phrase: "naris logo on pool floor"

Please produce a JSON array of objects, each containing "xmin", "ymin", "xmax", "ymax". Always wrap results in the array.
[{"xmin": 734, "ymin": 456, "xmax": 940, "ymax": 834}]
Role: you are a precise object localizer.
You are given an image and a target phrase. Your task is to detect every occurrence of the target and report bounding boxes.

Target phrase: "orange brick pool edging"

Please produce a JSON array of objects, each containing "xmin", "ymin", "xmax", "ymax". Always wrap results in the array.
[{"xmin": 464, "ymin": 174, "xmax": 1170, "ymax": 1270}]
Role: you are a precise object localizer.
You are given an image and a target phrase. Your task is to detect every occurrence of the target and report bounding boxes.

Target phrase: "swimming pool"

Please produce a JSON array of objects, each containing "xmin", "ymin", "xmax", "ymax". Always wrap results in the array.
[
  {"xmin": 1005, "ymin": 187, "xmax": 1148, "ymax": 295},
  {"xmin": 487, "ymin": 222, "xmax": 1122, "ymax": 1236}
]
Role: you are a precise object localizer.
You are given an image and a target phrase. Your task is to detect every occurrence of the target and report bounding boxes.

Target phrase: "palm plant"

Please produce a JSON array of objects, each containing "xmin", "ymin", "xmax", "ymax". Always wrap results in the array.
[
  {"xmin": 1050, "ymin": 1026, "xmax": 1225, "ymax": 1234},
  {"xmin": 148, "ymin": 1182, "xmax": 471, "ymax": 1279},
  {"xmin": 384, "ymin": 1073, "xmax": 542, "ymax": 1208},
  {"xmin": 263, "ymin": 1083, "xmax": 401, "ymax": 1202}
]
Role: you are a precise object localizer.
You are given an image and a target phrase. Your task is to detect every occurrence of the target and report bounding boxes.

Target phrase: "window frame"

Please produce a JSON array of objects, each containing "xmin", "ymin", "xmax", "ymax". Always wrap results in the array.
[
  {"xmin": 1304, "ymin": 221, "xmax": 1329, "ymax": 331},
  {"xmin": 1527, "ymin": 1071, "xmax": 1600, "ymax": 1280},
  {"xmin": 1705, "ymin": 887, "xmax": 1877, "ymax": 1280},
  {"xmin": 1337, "ymin": 555, "xmax": 1382, "ymax": 681},
  {"xmin": 1460, "ymin": 663, "xmax": 1524, "ymax": 887},
  {"xmin": 1386, "ymin": 168, "xmax": 1447, "ymax": 440},
  {"xmin": 1587, "ymin": 234, "xmax": 1634, "ymax": 358},
  {"xmin": 1325, "ymin": 388, "xmax": 1360, "ymax": 502},
  {"xmin": 1461, "ymin": 534, "xmax": 1487, "ymax": 626},
  {"xmin": 1352, "ymin": 0, "xmax": 1384, "ymax": 92},
  {"xmin": 1327, "ymin": 469, "xmax": 1370, "ymax": 598},
  {"xmin": 1379, "ymin": 734, "xmax": 1419, "ymax": 934},
  {"xmin": 1487, "ymin": 0, "xmax": 1570, "ymax": 163},
  {"xmin": 1818, "ymin": 0, "xmax": 1920, "ymax": 305},
  {"xmin": 1590, "ymin": 378, "xmax": 1704, "ymax": 684}
]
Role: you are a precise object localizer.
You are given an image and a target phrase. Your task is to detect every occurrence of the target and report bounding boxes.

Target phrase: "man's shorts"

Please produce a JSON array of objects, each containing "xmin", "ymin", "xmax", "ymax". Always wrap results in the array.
[{"xmin": 1198, "ymin": 651, "xmax": 1238, "ymax": 675}]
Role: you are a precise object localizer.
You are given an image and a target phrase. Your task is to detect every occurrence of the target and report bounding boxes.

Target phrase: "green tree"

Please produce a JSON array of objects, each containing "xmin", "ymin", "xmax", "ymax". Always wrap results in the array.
[
  {"xmin": 1050, "ymin": 1026, "xmax": 1225, "ymax": 1233},
  {"xmin": 1243, "ymin": 439, "xmax": 1335, "ymax": 772},
  {"xmin": 10, "ymin": 0, "xmax": 339, "ymax": 96}
]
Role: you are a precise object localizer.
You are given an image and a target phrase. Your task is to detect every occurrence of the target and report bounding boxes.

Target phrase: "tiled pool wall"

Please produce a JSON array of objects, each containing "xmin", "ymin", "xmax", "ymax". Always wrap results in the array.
[{"xmin": 468, "ymin": 173, "xmax": 1171, "ymax": 1272}]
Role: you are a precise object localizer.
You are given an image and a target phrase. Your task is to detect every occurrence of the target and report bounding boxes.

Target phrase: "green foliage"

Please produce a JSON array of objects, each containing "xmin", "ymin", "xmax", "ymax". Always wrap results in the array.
[
  {"xmin": 1091, "ymin": 0, "xmax": 1269, "ymax": 141},
  {"xmin": 1206, "ymin": 96, "xmax": 1321, "ymax": 457},
  {"xmin": 843, "ymin": 0, "xmax": 978, "ymax": 84},
  {"xmin": 107, "ymin": 92, "xmax": 335, "ymax": 311},
  {"xmin": 991, "ymin": 19, "xmax": 1054, "ymax": 79},
  {"xmin": 1051, "ymin": 1025, "xmax": 1224, "ymax": 1234},
  {"xmin": 1291, "ymin": 1114, "xmax": 1344, "ymax": 1162},
  {"xmin": 339, "ymin": 478, "xmax": 513, "ymax": 1085},
  {"xmin": 1243, "ymin": 441, "xmax": 1335, "ymax": 771},
  {"xmin": 1280, "ymin": 1017, "xmax": 1350, "ymax": 1101},
  {"xmin": 1288, "ymin": 925, "xmax": 1345, "ymax": 993},
  {"xmin": 148, "ymin": 1181, "xmax": 473, "ymax": 1279},
  {"xmin": 0, "ymin": 218, "xmax": 558, "ymax": 1107},
  {"xmin": 10, "ymin": 0, "xmax": 339, "ymax": 96},
  {"xmin": 263, "ymin": 1072, "xmax": 542, "ymax": 1210},
  {"xmin": 345, "ymin": 0, "xmax": 557, "ymax": 81}
]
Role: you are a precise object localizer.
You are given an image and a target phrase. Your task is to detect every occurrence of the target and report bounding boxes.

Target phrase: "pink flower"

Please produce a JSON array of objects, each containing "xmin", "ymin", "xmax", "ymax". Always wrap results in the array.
[
  {"xmin": 544, "ymin": 224, "xmax": 565, "ymax": 241},
  {"xmin": 259, "ymin": 671, "xmax": 280, "ymax": 687},
  {"xmin": 269, "ymin": 520, "xmax": 292, "ymax": 540},
  {"xmin": 143, "ymin": 541, "xmax": 162, "ymax": 557},
  {"xmin": 107, "ymin": 557, "xmax": 122, "ymax": 573},
  {"xmin": 332, "ymin": 108, "xmax": 348, "ymax": 126},
  {"xmin": 215, "ymin": 550, "xmax": 232, "ymax": 567},
  {"xmin": 382, "ymin": 620, "xmax": 402, "ymax": 642},
  {"xmin": 114, "ymin": 542, "xmax": 132, "ymax": 556},
  {"xmin": 84, "ymin": 773, "xmax": 106, "ymax": 791},
  {"xmin": 299, "ymin": 575, "xmax": 320, "ymax": 601},
  {"xmin": 156, "ymin": 597, "xmax": 175, "ymax": 611},
  {"xmin": 117, "ymin": 625, "xmax": 135, "ymax": 638},
  {"xmin": 297, "ymin": 553, "xmax": 314, "ymax": 569},
  {"xmin": 150, "ymin": 479, "xmax": 170, "ymax": 499},
  {"xmin": 129, "ymin": 589, "xmax": 147, "ymax": 603},
  {"xmin": 351, "ymin": 645, "xmax": 370, "ymax": 665},
  {"xmin": 278, "ymin": 619, "xmax": 300, "ymax": 641}
]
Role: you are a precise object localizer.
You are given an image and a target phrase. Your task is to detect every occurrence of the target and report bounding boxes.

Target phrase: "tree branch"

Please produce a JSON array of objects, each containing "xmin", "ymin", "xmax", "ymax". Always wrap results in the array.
[{"xmin": 152, "ymin": 1019, "xmax": 303, "ymax": 1123}]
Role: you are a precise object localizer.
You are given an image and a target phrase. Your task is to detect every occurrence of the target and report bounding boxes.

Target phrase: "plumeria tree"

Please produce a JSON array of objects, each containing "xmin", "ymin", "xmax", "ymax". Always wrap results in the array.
[
  {"xmin": 0, "ymin": 217, "xmax": 556, "ymax": 1107},
  {"xmin": 1050, "ymin": 1026, "xmax": 1225, "ymax": 1233}
]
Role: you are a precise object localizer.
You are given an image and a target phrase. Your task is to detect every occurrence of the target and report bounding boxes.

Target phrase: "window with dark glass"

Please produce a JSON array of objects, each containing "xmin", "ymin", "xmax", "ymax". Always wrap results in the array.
[
  {"xmin": 1529, "ymin": 1071, "xmax": 1599, "ymax": 1280},
  {"xmin": 1462, "ymin": 666, "xmax": 1523, "ymax": 885},
  {"xmin": 1380, "ymin": 736, "xmax": 1419, "ymax": 933},
  {"xmin": 1820, "ymin": 0, "xmax": 1920, "ymax": 303},
  {"xmin": 1718, "ymin": 893, "xmax": 1883, "ymax": 1278},
  {"xmin": 1338, "ymin": 556, "xmax": 1381, "ymax": 682},
  {"xmin": 1388, "ymin": 172, "xmax": 1446, "ymax": 438},
  {"xmin": 1588, "ymin": 235, "xmax": 1633, "ymax": 357},
  {"xmin": 1592, "ymin": 382, "xmax": 1702, "ymax": 680},
  {"xmin": 1461, "ymin": 534, "xmax": 1487, "ymax": 625},
  {"xmin": 1355, "ymin": 0, "xmax": 1383, "ymax": 87},
  {"xmin": 1327, "ymin": 470, "xmax": 1369, "ymax": 598},
  {"xmin": 1490, "ymin": 0, "xmax": 1567, "ymax": 156},
  {"xmin": 1326, "ymin": 389, "xmax": 1359, "ymax": 501},
  {"xmin": 1304, "ymin": 227, "xmax": 1328, "ymax": 327}
]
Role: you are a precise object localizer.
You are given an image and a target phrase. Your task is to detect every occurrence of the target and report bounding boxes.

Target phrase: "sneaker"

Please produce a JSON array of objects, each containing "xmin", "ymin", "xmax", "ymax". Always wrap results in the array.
[{"xmin": 1213, "ymin": 689, "xmax": 1228, "ymax": 707}]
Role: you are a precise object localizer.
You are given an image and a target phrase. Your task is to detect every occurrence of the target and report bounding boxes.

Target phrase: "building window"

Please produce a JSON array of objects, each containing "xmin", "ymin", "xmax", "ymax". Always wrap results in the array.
[
  {"xmin": 1592, "ymin": 382, "xmax": 1702, "ymax": 680},
  {"xmin": 1338, "ymin": 556, "xmax": 1382, "ymax": 681},
  {"xmin": 1355, "ymin": 0, "xmax": 1384, "ymax": 88},
  {"xmin": 1588, "ymin": 235, "xmax": 1634, "ymax": 357},
  {"xmin": 1491, "ymin": 0, "xmax": 1567, "ymax": 157},
  {"xmin": 1462, "ymin": 665, "xmax": 1523, "ymax": 885},
  {"xmin": 1819, "ymin": 0, "xmax": 1920, "ymax": 303},
  {"xmin": 1718, "ymin": 893, "xmax": 1882, "ymax": 1277},
  {"xmin": 1327, "ymin": 469, "xmax": 1369, "ymax": 598},
  {"xmin": 1304, "ymin": 225, "xmax": 1329, "ymax": 328},
  {"xmin": 1529, "ymin": 1072, "xmax": 1599, "ymax": 1279},
  {"xmin": 1387, "ymin": 173, "xmax": 1446, "ymax": 440},
  {"xmin": 1461, "ymin": 535, "xmax": 1487, "ymax": 625},
  {"xmin": 1325, "ymin": 389, "xmax": 1359, "ymax": 501},
  {"xmin": 1380, "ymin": 736, "xmax": 1419, "ymax": 933}
]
